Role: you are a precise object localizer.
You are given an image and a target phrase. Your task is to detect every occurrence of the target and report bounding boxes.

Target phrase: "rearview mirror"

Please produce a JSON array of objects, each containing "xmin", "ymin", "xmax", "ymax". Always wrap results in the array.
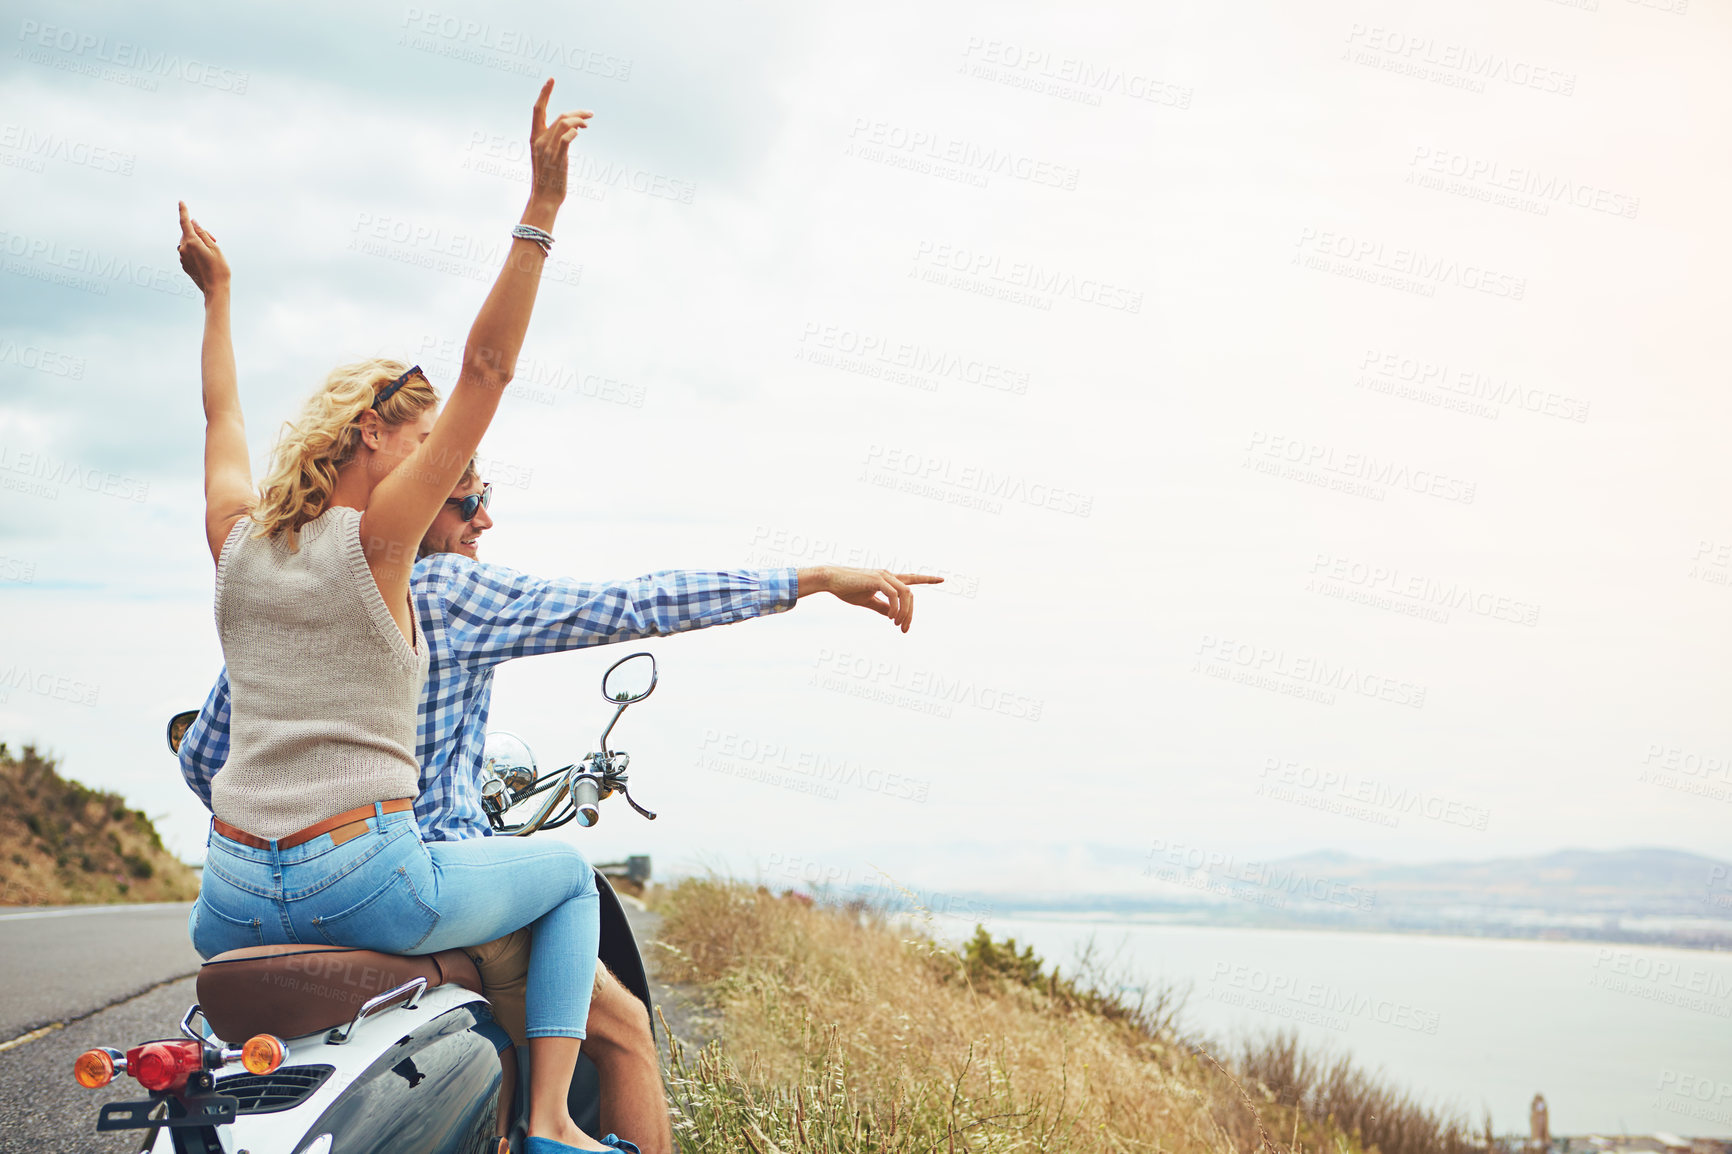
[
  {"xmin": 166, "ymin": 710, "xmax": 198, "ymax": 756},
  {"xmin": 602, "ymin": 652, "xmax": 657, "ymax": 704}
]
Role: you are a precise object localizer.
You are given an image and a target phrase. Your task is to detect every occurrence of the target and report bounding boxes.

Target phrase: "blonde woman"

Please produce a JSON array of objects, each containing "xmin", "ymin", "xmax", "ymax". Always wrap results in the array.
[{"xmin": 176, "ymin": 81, "xmax": 625, "ymax": 1154}]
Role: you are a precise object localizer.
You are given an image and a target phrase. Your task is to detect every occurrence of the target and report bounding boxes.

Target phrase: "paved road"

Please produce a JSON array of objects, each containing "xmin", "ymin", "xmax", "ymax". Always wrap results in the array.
[
  {"xmin": 0, "ymin": 896, "xmax": 707, "ymax": 1150},
  {"xmin": 0, "ymin": 976, "xmax": 199, "ymax": 1152},
  {"xmin": 0, "ymin": 903, "xmax": 202, "ymax": 1040},
  {"xmin": 0, "ymin": 903, "xmax": 203, "ymax": 1152}
]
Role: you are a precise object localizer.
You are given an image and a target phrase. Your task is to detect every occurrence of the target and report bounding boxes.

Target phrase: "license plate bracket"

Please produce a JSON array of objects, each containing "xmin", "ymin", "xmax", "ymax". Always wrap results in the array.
[{"xmin": 97, "ymin": 1091, "xmax": 238, "ymax": 1131}]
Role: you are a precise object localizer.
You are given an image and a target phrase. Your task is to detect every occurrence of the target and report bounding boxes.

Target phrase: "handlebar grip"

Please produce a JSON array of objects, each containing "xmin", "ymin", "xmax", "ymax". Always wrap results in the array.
[{"xmin": 571, "ymin": 775, "xmax": 601, "ymax": 828}]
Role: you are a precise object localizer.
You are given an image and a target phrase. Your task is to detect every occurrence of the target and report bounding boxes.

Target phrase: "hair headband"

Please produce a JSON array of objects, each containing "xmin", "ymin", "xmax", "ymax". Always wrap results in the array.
[{"xmin": 372, "ymin": 365, "xmax": 422, "ymax": 410}]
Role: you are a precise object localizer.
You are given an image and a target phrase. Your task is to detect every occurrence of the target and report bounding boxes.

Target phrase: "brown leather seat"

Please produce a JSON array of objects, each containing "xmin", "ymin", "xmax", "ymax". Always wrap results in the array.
[{"xmin": 196, "ymin": 944, "xmax": 484, "ymax": 1044}]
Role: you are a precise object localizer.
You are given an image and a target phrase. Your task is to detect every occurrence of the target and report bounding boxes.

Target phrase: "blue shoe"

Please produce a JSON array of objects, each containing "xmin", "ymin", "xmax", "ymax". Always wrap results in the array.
[{"xmin": 522, "ymin": 1137, "xmax": 642, "ymax": 1154}]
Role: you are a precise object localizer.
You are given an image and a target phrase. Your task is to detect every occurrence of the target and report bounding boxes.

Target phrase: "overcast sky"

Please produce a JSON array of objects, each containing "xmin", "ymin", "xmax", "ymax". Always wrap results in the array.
[{"xmin": 2, "ymin": 0, "xmax": 1728, "ymax": 902}]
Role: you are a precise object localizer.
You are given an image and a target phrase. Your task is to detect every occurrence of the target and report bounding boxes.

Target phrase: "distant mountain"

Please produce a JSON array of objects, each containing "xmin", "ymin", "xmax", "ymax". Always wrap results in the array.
[
  {"xmin": 975, "ymin": 846, "xmax": 1732, "ymax": 951},
  {"xmin": 1275, "ymin": 846, "xmax": 1722, "ymax": 894}
]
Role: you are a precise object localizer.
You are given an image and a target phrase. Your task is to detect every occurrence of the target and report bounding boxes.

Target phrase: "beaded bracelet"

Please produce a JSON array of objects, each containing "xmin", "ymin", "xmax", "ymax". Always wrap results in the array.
[{"xmin": 510, "ymin": 223, "xmax": 554, "ymax": 257}]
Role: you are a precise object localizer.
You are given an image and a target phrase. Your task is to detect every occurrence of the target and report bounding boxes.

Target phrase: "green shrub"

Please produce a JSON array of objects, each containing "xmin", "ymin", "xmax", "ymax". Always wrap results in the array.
[{"xmin": 959, "ymin": 924, "xmax": 1044, "ymax": 987}]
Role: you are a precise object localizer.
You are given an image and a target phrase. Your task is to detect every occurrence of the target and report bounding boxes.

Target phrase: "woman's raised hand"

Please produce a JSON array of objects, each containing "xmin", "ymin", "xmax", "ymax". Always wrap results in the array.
[
  {"xmin": 176, "ymin": 201, "xmax": 230, "ymax": 297},
  {"xmin": 528, "ymin": 79, "xmax": 593, "ymax": 208}
]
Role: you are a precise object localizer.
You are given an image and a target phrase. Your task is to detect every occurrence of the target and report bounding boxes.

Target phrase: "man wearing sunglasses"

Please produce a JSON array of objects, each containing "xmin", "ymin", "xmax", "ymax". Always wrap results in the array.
[{"xmin": 176, "ymin": 456, "xmax": 939, "ymax": 1153}]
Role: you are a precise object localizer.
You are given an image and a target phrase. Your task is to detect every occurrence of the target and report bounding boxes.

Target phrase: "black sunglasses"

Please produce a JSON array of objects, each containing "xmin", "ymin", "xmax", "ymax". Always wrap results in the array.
[{"xmin": 445, "ymin": 483, "xmax": 492, "ymax": 522}]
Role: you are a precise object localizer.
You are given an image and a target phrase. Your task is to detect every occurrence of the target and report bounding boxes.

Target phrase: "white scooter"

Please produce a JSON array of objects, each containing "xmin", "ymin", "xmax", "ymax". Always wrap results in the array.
[{"xmin": 75, "ymin": 652, "xmax": 661, "ymax": 1154}]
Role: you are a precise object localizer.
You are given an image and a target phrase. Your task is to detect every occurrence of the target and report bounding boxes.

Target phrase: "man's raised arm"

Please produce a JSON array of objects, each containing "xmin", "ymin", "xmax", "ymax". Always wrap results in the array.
[{"xmin": 423, "ymin": 557, "xmax": 940, "ymax": 669}]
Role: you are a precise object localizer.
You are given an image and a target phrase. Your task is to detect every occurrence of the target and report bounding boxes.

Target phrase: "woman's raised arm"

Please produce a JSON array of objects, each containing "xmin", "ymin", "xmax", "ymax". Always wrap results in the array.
[
  {"xmin": 177, "ymin": 202, "xmax": 254, "ymax": 563},
  {"xmin": 360, "ymin": 78, "xmax": 591, "ymax": 592}
]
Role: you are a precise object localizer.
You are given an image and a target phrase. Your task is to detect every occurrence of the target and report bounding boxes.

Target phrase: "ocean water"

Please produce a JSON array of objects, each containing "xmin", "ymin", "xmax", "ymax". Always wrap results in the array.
[{"xmin": 925, "ymin": 913, "xmax": 1732, "ymax": 1137}]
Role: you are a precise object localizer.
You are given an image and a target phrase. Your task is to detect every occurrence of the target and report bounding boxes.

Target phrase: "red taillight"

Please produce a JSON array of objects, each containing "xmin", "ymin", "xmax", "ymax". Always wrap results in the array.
[{"xmin": 126, "ymin": 1040, "xmax": 203, "ymax": 1093}]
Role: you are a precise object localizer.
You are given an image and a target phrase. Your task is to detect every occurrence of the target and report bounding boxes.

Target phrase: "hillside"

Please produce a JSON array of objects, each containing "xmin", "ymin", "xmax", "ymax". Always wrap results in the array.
[
  {"xmin": 652, "ymin": 878, "xmax": 1482, "ymax": 1154},
  {"xmin": 0, "ymin": 743, "xmax": 199, "ymax": 905}
]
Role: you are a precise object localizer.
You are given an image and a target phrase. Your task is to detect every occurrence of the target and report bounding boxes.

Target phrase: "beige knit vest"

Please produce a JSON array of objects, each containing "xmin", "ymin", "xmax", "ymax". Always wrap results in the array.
[{"xmin": 210, "ymin": 505, "xmax": 429, "ymax": 841}]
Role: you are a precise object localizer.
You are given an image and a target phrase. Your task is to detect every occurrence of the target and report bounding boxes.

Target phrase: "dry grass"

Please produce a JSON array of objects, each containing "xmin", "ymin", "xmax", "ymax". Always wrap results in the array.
[
  {"xmin": 0, "ymin": 743, "xmax": 200, "ymax": 905},
  {"xmin": 650, "ymin": 877, "xmax": 1481, "ymax": 1154}
]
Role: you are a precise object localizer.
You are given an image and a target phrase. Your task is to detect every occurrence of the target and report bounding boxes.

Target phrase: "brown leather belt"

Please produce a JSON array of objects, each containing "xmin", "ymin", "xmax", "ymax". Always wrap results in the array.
[{"xmin": 212, "ymin": 798, "xmax": 414, "ymax": 851}]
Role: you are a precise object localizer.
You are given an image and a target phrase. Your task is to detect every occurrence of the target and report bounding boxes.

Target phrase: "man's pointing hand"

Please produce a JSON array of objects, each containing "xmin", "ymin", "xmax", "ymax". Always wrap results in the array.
[{"xmin": 797, "ymin": 566, "xmax": 943, "ymax": 633}]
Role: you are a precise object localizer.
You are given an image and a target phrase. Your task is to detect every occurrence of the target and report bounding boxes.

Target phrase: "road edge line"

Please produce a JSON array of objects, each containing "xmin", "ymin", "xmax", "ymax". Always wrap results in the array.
[{"xmin": 0, "ymin": 969, "xmax": 199, "ymax": 1054}]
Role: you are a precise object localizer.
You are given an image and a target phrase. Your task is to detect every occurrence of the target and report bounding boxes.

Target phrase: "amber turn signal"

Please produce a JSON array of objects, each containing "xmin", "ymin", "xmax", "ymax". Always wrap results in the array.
[
  {"xmin": 73, "ymin": 1049, "xmax": 115, "ymax": 1088},
  {"xmin": 240, "ymin": 1034, "xmax": 287, "ymax": 1075}
]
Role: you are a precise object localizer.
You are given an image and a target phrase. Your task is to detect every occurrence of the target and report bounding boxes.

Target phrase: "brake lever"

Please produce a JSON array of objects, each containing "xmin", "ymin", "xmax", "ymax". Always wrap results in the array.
[{"xmin": 617, "ymin": 780, "xmax": 657, "ymax": 821}]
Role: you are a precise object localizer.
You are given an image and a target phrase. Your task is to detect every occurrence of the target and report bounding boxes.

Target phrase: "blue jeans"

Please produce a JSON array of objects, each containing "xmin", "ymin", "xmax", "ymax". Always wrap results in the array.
[{"xmin": 189, "ymin": 804, "xmax": 599, "ymax": 1039}]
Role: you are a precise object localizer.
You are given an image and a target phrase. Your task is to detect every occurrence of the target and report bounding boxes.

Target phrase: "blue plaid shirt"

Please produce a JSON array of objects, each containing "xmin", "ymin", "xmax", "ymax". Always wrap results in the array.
[{"xmin": 179, "ymin": 556, "xmax": 798, "ymax": 841}]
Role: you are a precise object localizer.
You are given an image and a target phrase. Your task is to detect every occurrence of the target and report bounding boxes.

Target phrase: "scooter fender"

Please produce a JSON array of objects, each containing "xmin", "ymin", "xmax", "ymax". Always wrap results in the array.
[{"xmin": 143, "ymin": 984, "xmax": 502, "ymax": 1154}]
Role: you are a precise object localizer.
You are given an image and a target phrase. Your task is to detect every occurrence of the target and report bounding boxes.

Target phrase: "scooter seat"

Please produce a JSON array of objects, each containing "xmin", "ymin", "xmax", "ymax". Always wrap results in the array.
[{"xmin": 196, "ymin": 943, "xmax": 483, "ymax": 1044}]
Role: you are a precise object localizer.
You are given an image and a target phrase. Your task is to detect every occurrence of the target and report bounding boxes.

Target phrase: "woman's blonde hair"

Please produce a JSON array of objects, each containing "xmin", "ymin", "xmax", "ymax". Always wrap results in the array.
[{"xmin": 250, "ymin": 358, "xmax": 439, "ymax": 546}]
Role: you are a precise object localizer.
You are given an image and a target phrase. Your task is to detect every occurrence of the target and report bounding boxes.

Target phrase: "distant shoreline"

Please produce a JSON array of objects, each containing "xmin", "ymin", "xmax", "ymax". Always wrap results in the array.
[{"xmin": 968, "ymin": 906, "xmax": 1732, "ymax": 953}]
